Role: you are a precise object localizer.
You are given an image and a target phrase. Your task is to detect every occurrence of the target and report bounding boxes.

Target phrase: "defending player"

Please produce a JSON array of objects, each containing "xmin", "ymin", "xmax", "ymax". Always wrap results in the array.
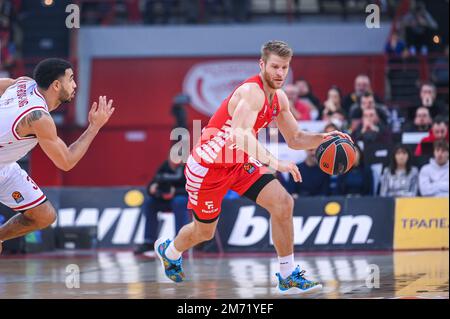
[{"xmin": 0, "ymin": 58, "xmax": 114, "ymax": 254}]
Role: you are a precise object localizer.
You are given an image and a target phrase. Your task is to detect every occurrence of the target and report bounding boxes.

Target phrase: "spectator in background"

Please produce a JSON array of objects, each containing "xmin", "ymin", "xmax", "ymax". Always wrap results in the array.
[
  {"xmin": 182, "ymin": 0, "xmax": 201, "ymax": 24},
  {"xmin": 403, "ymin": 106, "xmax": 432, "ymax": 132},
  {"xmin": 0, "ymin": 29, "xmax": 15, "ymax": 77},
  {"xmin": 352, "ymin": 108, "xmax": 391, "ymax": 145},
  {"xmin": 379, "ymin": 145, "xmax": 419, "ymax": 197},
  {"xmin": 342, "ymin": 74, "xmax": 383, "ymax": 114},
  {"xmin": 287, "ymin": 148, "xmax": 329, "ymax": 197},
  {"xmin": 295, "ymin": 78, "xmax": 321, "ymax": 120},
  {"xmin": 385, "ymin": 31, "xmax": 408, "ymax": 58},
  {"xmin": 284, "ymin": 83, "xmax": 311, "ymax": 120},
  {"xmin": 408, "ymin": 82, "xmax": 448, "ymax": 120},
  {"xmin": 415, "ymin": 117, "xmax": 449, "ymax": 156},
  {"xmin": 324, "ymin": 122, "xmax": 339, "ymax": 133},
  {"xmin": 419, "ymin": 140, "xmax": 449, "ymax": 197},
  {"xmin": 322, "ymin": 86, "xmax": 346, "ymax": 120},
  {"xmin": 223, "ymin": 0, "xmax": 250, "ymax": 23},
  {"xmin": 134, "ymin": 155, "xmax": 190, "ymax": 254},
  {"xmin": 283, "ymin": 83, "xmax": 298, "ymax": 115},
  {"xmin": 349, "ymin": 92, "xmax": 390, "ymax": 131},
  {"xmin": 333, "ymin": 144, "xmax": 373, "ymax": 196},
  {"xmin": 171, "ymin": 93, "xmax": 190, "ymax": 129},
  {"xmin": 401, "ymin": 0, "xmax": 438, "ymax": 54},
  {"xmin": 143, "ymin": 0, "xmax": 175, "ymax": 24},
  {"xmin": 328, "ymin": 110, "xmax": 348, "ymax": 131},
  {"xmin": 431, "ymin": 45, "xmax": 449, "ymax": 86}
]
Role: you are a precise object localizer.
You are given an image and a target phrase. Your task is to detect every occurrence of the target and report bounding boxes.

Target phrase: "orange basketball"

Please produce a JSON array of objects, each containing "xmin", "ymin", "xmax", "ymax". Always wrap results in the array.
[{"xmin": 315, "ymin": 134, "xmax": 356, "ymax": 175}]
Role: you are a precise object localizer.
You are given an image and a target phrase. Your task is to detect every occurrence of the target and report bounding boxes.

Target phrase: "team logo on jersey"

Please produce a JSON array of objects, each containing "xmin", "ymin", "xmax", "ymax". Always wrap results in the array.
[
  {"xmin": 243, "ymin": 163, "xmax": 256, "ymax": 174},
  {"xmin": 12, "ymin": 191, "xmax": 24, "ymax": 204}
]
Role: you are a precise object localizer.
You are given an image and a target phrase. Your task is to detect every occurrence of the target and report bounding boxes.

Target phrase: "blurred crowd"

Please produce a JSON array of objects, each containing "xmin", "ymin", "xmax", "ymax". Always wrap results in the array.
[
  {"xmin": 279, "ymin": 73, "xmax": 448, "ymax": 198},
  {"xmin": 0, "ymin": 0, "xmax": 21, "ymax": 78}
]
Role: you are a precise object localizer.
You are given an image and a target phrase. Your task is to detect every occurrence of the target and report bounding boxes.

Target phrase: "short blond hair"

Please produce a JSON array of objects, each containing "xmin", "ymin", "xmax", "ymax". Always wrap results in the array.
[{"xmin": 261, "ymin": 40, "xmax": 293, "ymax": 62}]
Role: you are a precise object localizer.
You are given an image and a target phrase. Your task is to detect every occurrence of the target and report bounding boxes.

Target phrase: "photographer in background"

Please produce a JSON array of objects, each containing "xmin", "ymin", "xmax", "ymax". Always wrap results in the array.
[
  {"xmin": 134, "ymin": 155, "xmax": 190, "ymax": 255},
  {"xmin": 171, "ymin": 93, "xmax": 190, "ymax": 130}
]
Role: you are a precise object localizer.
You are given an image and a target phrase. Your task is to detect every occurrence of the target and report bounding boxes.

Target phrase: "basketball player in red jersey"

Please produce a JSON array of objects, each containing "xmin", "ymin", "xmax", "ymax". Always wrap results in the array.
[{"xmin": 155, "ymin": 41, "xmax": 349, "ymax": 294}]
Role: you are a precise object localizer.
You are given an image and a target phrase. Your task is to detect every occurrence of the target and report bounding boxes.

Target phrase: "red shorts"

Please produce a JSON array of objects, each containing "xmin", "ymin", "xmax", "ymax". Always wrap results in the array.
[{"xmin": 184, "ymin": 155, "xmax": 272, "ymax": 222}]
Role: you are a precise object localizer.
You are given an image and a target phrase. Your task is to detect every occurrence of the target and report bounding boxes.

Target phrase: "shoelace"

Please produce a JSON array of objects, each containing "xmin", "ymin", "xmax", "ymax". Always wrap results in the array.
[
  {"xmin": 293, "ymin": 270, "xmax": 307, "ymax": 281},
  {"xmin": 167, "ymin": 262, "xmax": 182, "ymax": 273}
]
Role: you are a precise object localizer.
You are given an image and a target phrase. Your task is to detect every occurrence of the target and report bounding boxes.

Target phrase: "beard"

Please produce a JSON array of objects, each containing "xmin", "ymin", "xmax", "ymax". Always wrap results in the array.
[
  {"xmin": 60, "ymin": 89, "xmax": 75, "ymax": 104},
  {"xmin": 262, "ymin": 69, "xmax": 283, "ymax": 89}
]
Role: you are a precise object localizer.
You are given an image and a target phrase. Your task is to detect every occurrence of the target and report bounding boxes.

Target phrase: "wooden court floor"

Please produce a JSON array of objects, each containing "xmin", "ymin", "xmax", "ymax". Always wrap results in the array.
[{"xmin": 0, "ymin": 250, "xmax": 448, "ymax": 299}]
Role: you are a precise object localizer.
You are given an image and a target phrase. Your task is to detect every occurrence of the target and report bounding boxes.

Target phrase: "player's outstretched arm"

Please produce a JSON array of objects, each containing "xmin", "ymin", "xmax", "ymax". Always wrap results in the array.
[
  {"xmin": 231, "ymin": 85, "xmax": 302, "ymax": 182},
  {"xmin": 31, "ymin": 96, "xmax": 114, "ymax": 171},
  {"xmin": 276, "ymin": 90, "xmax": 350, "ymax": 150}
]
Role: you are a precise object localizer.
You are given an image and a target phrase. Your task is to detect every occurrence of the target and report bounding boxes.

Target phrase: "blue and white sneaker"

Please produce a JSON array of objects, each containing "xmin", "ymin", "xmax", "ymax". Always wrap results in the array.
[
  {"xmin": 154, "ymin": 238, "xmax": 185, "ymax": 283},
  {"xmin": 276, "ymin": 266, "xmax": 323, "ymax": 295}
]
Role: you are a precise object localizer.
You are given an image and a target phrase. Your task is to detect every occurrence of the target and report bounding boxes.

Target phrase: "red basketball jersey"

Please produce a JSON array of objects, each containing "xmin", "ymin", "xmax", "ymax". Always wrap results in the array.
[{"xmin": 191, "ymin": 75, "xmax": 280, "ymax": 168}]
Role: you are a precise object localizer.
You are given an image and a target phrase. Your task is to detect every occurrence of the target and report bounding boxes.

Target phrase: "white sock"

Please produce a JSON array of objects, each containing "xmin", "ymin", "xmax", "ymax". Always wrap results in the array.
[
  {"xmin": 165, "ymin": 241, "xmax": 182, "ymax": 260},
  {"xmin": 278, "ymin": 254, "xmax": 295, "ymax": 279}
]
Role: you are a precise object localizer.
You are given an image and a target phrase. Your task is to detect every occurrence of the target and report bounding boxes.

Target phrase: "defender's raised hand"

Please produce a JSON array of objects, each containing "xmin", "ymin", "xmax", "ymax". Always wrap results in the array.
[{"xmin": 88, "ymin": 96, "xmax": 115, "ymax": 130}]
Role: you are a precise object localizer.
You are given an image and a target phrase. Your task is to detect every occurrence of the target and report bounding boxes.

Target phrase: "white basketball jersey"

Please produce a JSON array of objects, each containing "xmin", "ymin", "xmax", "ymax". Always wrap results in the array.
[{"xmin": 0, "ymin": 80, "xmax": 49, "ymax": 167}]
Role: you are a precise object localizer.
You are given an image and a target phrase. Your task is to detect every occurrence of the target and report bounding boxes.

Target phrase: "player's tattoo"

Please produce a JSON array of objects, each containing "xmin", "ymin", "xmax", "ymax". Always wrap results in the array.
[
  {"xmin": 19, "ymin": 110, "xmax": 50, "ymax": 128},
  {"xmin": 10, "ymin": 214, "xmax": 33, "ymax": 227}
]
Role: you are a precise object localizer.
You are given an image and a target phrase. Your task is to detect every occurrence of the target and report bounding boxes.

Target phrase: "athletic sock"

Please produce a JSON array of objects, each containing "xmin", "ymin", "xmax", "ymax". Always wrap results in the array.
[
  {"xmin": 278, "ymin": 254, "xmax": 295, "ymax": 279},
  {"xmin": 165, "ymin": 241, "xmax": 182, "ymax": 260}
]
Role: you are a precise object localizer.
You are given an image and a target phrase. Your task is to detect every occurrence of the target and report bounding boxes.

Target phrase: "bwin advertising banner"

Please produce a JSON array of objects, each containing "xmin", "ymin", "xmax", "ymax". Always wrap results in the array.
[
  {"xmin": 213, "ymin": 197, "xmax": 395, "ymax": 252},
  {"xmin": 0, "ymin": 188, "xmax": 395, "ymax": 250}
]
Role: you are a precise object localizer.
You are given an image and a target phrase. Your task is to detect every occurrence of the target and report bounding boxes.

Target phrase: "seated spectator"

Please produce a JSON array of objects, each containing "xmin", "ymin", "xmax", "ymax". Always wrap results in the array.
[
  {"xmin": 342, "ymin": 74, "xmax": 383, "ymax": 114},
  {"xmin": 385, "ymin": 31, "xmax": 408, "ymax": 58},
  {"xmin": 401, "ymin": 1, "xmax": 438, "ymax": 55},
  {"xmin": 143, "ymin": 0, "xmax": 176, "ymax": 24},
  {"xmin": 134, "ymin": 155, "xmax": 190, "ymax": 254},
  {"xmin": 295, "ymin": 78, "xmax": 320, "ymax": 120},
  {"xmin": 352, "ymin": 108, "xmax": 391, "ymax": 145},
  {"xmin": 379, "ymin": 145, "xmax": 419, "ymax": 197},
  {"xmin": 415, "ymin": 117, "xmax": 449, "ymax": 156},
  {"xmin": 408, "ymin": 82, "xmax": 449, "ymax": 121},
  {"xmin": 287, "ymin": 148, "xmax": 329, "ymax": 197},
  {"xmin": 403, "ymin": 106, "xmax": 432, "ymax": 132},
  {"xmin": 284, "ymin": 83, "xmax": 311, "ymax": 120},
  {"xmin": 328, "ymin": 110, "xmax": 348, "ymax": 131},
  {"xmin": 0, "ymin": 29, "xmax": 16, "ymax": 78},
  {"xmin": 334, "ymin": 144, "xmax": 373, "ymax": 196},
  {"xmin": 431, "ymin": 45, "xmax": 449, "ymax": 86},
  {"xmin": 322, "ymin": 86, "xmax": 346, "ymax": 121},
  {"xmin": 349, "ymin": 92, "xmax": 390, "ymax": 131},
  {"xmin": 419, "ymin": 140, "xmax": 449, "ymax": 197},
  {"xmin": 324, "ymin": 122, "xmax": 339, "ymax": 133}
]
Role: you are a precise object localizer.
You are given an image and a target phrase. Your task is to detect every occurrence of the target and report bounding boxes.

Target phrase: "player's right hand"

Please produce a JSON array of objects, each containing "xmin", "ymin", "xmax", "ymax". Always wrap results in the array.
[
  {"xmin": 89, "ymin": 96, "xmax": 115, "ymax": 130},
  {"xmin": 275, "ymin": 160, "xmax": 302, "ymax": 183}
]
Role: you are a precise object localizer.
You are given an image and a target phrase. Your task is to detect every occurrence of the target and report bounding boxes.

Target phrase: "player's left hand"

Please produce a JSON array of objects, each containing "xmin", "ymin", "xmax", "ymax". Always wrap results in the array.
[
  {"xmin": 324, "ymin": 130, "xmax": 354, "ymax": 143},
  {"xmin": 89, "ymin": 96, "xmax": 115, "ymax": 130}
]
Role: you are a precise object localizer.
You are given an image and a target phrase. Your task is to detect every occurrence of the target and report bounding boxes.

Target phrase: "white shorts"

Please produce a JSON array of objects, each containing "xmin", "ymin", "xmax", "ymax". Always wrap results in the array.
[{"xmin": 0, "ymin": 163, "xmax": 47, "ymax": 212}]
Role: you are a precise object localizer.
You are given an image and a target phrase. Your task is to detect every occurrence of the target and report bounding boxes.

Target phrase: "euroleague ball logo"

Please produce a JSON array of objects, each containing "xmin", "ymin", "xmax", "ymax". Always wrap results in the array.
[
  {"xmin": 12, "ymin": 191, "xmax": 24, "ymax": 204},
  {"xmin": 243, "ymin": 163, "xmax": 256, "ymax": 174},
  {"xmin": 183, "ymin": 61, "xmax": 293, "ymax": 116}
]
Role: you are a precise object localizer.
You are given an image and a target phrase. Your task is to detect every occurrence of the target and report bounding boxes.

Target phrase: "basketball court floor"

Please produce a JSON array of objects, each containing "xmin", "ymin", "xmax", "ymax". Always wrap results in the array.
[{"xmin": 0, "ymin": 250, "xmax": 448, "ymax": 299}]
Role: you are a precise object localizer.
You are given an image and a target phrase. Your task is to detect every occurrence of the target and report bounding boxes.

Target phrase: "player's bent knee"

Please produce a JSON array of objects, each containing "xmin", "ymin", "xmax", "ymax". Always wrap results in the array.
[
  {"xmin": 270, "ymin": 192, "xmax": 294, "ymax": 220},
  {"xmin": 194, "ymin": 223, "xmax": 216, "ymax": 241},
  {"xmin": 24, "ymin": 201, "xmax": 57, "ymax": 229},
  {"xmin": 196, "ymin": 227, "xmax": 215, "ymax": 241}
]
